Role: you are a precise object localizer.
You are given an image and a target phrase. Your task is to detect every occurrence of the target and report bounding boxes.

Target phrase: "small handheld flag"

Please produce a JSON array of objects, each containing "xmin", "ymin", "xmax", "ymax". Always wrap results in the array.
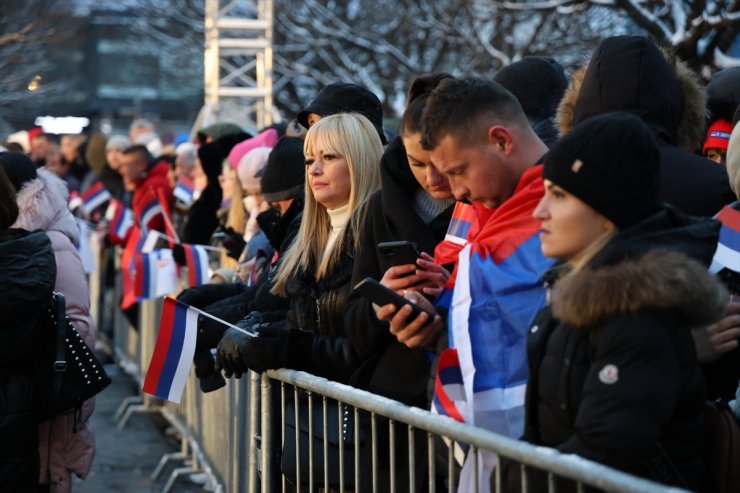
[
  {"xmin": 143, "ymin": 298, "xmax": 199, "ymax": 403},
  {"xmin": 183, "ymin": 244, "xmax": 210, "ymax": 286},
  {"xmin": 81, "ymin": 182, "xmax": 112, "ymax": 215},
  {"xmin": 138, "ymin": 189, "xmax": 163, "ymax": 232},
  {"xmin": 106, "ymin": 200, "xmax": 134, "ymax": 242},
  {"xmin": 68, "ymin": 191, "xmax": 83, "ymax": 212},
  {"xmin": 173, "ymin": 177, "xmax": 195, "ymax": 205},
  {"xmin": 143, "ymin": 298, "xmax": 255, "ymax": 403},
  {"xmin": 711, "ymin": 205, "xmax": 740, "ymax": 274}
]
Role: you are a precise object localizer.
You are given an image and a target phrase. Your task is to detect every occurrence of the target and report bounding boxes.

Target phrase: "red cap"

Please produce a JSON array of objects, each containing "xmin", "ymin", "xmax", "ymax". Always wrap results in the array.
[
  {"xmin": 27, "ymin": 127, "xmax": 44, "ymax": 140},
  {"xmin": 703, "ymin": 119, "xmax": 733, "ymax": 154}
]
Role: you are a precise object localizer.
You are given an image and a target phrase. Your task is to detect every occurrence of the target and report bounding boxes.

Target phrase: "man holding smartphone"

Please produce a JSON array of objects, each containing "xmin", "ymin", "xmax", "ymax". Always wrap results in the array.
[{"xmin": 375, "ymin": 78, "xmax": 553, "ymax": 489}]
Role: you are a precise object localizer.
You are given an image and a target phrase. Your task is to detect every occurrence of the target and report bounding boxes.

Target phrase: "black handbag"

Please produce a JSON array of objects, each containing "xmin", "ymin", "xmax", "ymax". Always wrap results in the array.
[
  {"xmin": 281, "ymin": 397, "xmax": 364, "ymax": 488},
  {"xmin": 33, "ymin": 292, "xmax": 111, "ymax": 422}
]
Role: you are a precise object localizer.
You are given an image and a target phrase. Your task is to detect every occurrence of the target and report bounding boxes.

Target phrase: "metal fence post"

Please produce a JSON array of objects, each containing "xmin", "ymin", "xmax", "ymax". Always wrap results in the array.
[{"xmin": 260, "ymin": 374, "xmax": 273, "ymax": 493}]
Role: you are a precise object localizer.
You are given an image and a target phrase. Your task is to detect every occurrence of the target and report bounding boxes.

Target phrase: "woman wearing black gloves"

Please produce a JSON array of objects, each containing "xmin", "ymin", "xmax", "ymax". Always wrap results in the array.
[
  {"xmin": 507, "ymin": 113, "xmax": 725, "ymax": 491},
  {"xmin": 216, "ymin": 113, "xmax": 382, "ymax": 383}
]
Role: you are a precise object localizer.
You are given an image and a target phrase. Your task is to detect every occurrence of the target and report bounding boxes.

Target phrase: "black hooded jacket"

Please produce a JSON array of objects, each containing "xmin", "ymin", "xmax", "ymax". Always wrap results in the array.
[
  {"xmin": 344, "ymin": 136, "xmax": 454, "ymax": 405},
  {"xmin": 558, "ymin": 35, "xmax": 734, "ymax": 217},
  {"xmin": 0, "ymin": 229, "xmax": 56, "ymax": 491},
  {"xmin": 509, "ymin": 207, "xmax": 725, "ymax": 491},
  {"xmin": 183, "ymin": 142, "xmax": 223, "ymax": 245}
]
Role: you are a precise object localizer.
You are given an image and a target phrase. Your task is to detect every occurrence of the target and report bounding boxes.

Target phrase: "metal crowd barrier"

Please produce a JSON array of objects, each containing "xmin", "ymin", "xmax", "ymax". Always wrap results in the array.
[{"xmin": 88, "ymin": 243, "xmax": 691, "ymax": 493}]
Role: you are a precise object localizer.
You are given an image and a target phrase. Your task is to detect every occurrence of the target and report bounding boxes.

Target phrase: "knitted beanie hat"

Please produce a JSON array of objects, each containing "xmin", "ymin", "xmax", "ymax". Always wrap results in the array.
[
  {"xmin": 261, "ymin": 137, "xmax": 305, "ymax": 202},
  {"xmin": 197, "ymin": 142, "xmax": 224, "ymax": 183},
  {"xmin": 297, "ymin": 83, "xmax": 387, "ymax": 144},
  {"xmin": 0, "ymin": 152, "xmax": 37, "ymax": 191},
  {"xmin": 703, "ymin": 119, "xmax": 733, "ymax": 154},
  {"xmin": 237, "ymin": 146, "xmax": 272, "ymax": 195},
  {"xmin": 494, "ymin": 56, "xmax": 568, "ymax": 121},
  {"xmin": 726, "ymin": 122, "xmax": 740, "ymax": 198},
  {"xmin": 227, "ymin": 128, "xmax": 278, "ymax": 169},
  {"xmin": 543, "ymin": 112, "xmax": 660, "ymax": 229}
]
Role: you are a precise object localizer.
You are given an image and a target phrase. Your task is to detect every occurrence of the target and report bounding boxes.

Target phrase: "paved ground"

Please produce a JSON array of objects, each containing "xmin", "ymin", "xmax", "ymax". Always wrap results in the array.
[{"xmin": 73, "ymin": 364, "xmax": 209, "ymax": 493}]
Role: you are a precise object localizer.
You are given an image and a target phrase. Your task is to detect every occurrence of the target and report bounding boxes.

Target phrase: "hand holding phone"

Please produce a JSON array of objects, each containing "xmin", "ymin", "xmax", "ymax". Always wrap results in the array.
[
  {"xmin": 378, "ymin": 241, "xmax": 422, "ymax": 267},
  {"xmin": 354, "ymin": 277, "xmax": 436, "ymax": 320}
]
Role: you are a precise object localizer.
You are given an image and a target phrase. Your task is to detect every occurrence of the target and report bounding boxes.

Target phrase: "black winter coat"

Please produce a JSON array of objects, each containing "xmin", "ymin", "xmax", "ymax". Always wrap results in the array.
[
  {"xmin": 511, "ymin": 207, "xmax": 726, "ymax": 492},
  {"xmin": 0, "ymin": 230, "xmax": 56, "ymax": 492},
  {"xmin": 558, "ymin": 35, "xmax": 734, "ymax": 217},
  {"xmin": 277, "ymin": 226, "xmax": 361, "ymax": 384},
  {"xmin": 344, "ymin": 136, "xmax": 454, "ymax": 405}
]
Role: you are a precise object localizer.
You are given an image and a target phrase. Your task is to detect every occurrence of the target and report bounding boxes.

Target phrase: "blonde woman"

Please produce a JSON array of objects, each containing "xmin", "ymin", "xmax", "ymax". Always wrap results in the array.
[{"xmin": 216, "ymin": 113, "xmax": 382, "ymax": 383}]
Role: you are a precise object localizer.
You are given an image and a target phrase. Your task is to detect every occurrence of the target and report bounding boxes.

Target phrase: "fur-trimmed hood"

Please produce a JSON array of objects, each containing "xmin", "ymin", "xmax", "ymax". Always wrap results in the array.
[
  {"xmin": 552, "ymin": 250, "xmax": 727, "ymax": 329},
  {"xmin": 12, "ymin": 168, "xmax": 79, "ymax": 245},
  {"xmin": 557, "ymin": 36, "xmax": 707, "ymax": 151}
]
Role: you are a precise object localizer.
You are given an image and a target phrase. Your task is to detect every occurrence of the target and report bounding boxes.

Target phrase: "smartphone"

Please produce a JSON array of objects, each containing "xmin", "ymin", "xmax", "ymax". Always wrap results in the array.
[
  {"xmin": 377, "ymin": 241, "xmax": 422, "ymax": 267},
  {"xmin": 353, "ymin": 277, "xmax": 435, "ymax": 321}
]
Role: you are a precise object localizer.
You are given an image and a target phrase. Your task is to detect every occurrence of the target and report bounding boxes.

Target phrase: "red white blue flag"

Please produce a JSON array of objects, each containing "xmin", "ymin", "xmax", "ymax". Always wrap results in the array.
[
  {"xmin": 434, "ymin": 165, "xmax": 552, "ymax": 492},
  {"xmin": 173, "ymin": 177, "xmax": 195, "ymax": 205},
  {"xmin": 106, "ymin": 200, "xmax": 134, "ymax": 243},
  {"xmin": 81, "ymin": 181, "xmax": 112, "ymax": 215},
  {"xmin": 139, "ymin": 191, "xmax": 164, "ymax": 232},
  {"xmin": 143, "ymin": 297, "xmax": 198, "ymax": 403},
  {"xmin": 68, "ymin": 190, "xmax": 83, "ymax": 212},
  {"xmin": 710, "ymin": 205, "xmax": 740, "ymax": 274},
  {"xmin": 183, "ymin": 244, "xmax": 210, "ymax": 286}
]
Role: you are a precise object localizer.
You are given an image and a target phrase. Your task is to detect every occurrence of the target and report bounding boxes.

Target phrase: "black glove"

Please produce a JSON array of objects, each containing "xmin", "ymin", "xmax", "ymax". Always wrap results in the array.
[
  {"xmin": 193, "ymin": 347, "xmax": 225, "ymax": 392},
  {"xmin": 239, "ymin": 324, "xmax": 313, "ymax": 374},
  {"xmin": 218, "ymin": 227, "xmax": 246, "ymax": 260},
  {"xmin": 215, "ymin": 312, "xmax": 265, "ymax": 378},
  {"xmin": 172, "ymin": 243, "xmax": 186, "ymax": 266}
]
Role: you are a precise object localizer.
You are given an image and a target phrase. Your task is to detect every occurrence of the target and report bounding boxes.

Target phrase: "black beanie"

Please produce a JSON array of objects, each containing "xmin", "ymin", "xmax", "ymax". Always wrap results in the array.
[
  {"xmin": 0, "ymin": 152, "xmax": 37, "ymax": 191},
  {"xmin": 297, "ymin": 83, "xmax": 387, "ymax": 144},
  {"xmin": 260, "ymin": 137, "xmax": 305, "ymax": 202},
  {"xmin": 494, "ymin": 57, "xmax": 568, "ymax": 121},
  {"xmin": 197, "ymin": 142, "xmax": 223, "ymax": 183},
  {"xmin": 543, "ymin": 112, "xmax": 660, "ymax": 229}
]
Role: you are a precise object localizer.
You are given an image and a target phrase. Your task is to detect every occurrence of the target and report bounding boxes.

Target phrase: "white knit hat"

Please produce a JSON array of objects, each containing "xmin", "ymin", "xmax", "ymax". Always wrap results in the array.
[{"xmin": 237, "ymin": 146, "xmax": 272, "ymax": 194}]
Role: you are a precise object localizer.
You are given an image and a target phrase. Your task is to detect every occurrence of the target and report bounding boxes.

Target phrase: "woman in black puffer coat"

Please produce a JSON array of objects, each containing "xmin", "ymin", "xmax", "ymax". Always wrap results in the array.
[
  {"xmin": 505, "ymin": 113, "xmax": 726, "ymax": 492},
  {"xmin": 0, "ymin": 165, "xmax": 56, "ymax": 492},
  {"xmin": 216, "ymin": 113, "xmax": 382, "ymax": 383}
]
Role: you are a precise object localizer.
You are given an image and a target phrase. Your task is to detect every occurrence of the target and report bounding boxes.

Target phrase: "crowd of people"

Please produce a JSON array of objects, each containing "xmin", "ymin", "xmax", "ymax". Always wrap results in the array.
[{"xmin": 2, "ymin": 34, "xmax": 740, "ymax": 492}]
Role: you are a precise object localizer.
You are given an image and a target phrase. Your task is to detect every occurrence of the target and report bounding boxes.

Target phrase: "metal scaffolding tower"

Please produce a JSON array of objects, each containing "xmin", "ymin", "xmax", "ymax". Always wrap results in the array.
[{"xmin": 203, "ymin": 0, "xmax": 274, "ymax": 134}]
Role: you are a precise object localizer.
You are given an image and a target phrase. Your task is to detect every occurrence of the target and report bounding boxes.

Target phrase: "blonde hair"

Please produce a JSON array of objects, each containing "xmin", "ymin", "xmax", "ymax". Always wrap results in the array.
[{"xmin": 272, "ymin": 113, "xmax": 382, "ymax": 296}]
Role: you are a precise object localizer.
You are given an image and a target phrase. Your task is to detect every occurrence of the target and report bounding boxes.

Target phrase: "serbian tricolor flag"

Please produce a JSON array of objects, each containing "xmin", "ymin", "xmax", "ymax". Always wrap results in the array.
[
  {"xmin": 138, "ymin": 190, "xmax": 164, "ymax": 232},
  {"xmin": 182, "ymin": 244, "xmax": 210, "ymax": 286},
  {"xmin": 106, "ymin": 200, "xmax": 134, "ymax": 243},
  {"xmin": 434, "ymin": 165, "xmax": 553, "ymax": 492},
  {"xmin": 81, "ymin": 182, "xmax": 112, "ymax": 215},
  {"xmin": 432, "ymin": 348, "xmax": 469, "ymax": 467},
  {"xmin": 68, "ymin": 190, "xmax": 83, "ymax": 212},
  {"xmin": 143, "ymin": 297, "xmax": 198, "ymax": 403},
  {"xmin": 134, "ymin": 251, "xmax": 158, "ymax": 300},
  {"xmin": 435, "ymin": 201, "xmax": 479, "ymax": 267},
  {"xmin": 710, "ymin": 205, "xmax": 740, "ymax": 274},
  {"xmin": 173, "ymin": 177, "xmax": 195, "ymax": 205}
]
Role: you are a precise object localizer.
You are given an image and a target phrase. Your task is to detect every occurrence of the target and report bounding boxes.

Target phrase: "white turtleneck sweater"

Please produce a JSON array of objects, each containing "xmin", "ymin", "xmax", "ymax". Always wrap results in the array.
[{"xmin": 321, "ymin": 203, "xmax": 351, "ymax": 262}]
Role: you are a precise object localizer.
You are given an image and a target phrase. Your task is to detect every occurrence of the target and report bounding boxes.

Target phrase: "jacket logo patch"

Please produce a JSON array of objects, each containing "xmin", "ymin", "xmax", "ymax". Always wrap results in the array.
[{"xmin": 598, "ymin": 364, "xmax": 619, "ymax": 384}]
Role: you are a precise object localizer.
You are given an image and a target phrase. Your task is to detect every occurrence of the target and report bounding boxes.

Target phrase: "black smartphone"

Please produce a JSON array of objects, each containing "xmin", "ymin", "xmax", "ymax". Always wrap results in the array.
[
  {"xmin": 353, "ymin": 277, "xmax": 435, "ymax": 320},
  {"xmin": 377, "ymin": 241, "xmax": 422, "ymax": 267}
]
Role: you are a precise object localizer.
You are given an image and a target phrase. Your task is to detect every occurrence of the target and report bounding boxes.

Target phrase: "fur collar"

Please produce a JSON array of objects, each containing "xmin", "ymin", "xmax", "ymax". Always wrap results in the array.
[
  {"xmin": 551, "ymin": 250, "xmax": 727, "ymax": 329},
  {"xmin": 556, "ymin": 48, "xmax": 707, "ymax": 151},
  {"xmin": 13, "ymin": 169, "xmax": 79, "ymax": 245}
]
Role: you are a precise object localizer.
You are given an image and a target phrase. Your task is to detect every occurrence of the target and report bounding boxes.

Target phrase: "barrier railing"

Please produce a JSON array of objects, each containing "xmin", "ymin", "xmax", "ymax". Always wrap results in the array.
[{"xmin": 91, "ymin": 250, "xmax": 691, "ymax": 493}]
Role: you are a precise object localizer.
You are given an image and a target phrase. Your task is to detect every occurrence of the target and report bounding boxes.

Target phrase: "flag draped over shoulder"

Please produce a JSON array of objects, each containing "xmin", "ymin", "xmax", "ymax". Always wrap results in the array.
[{"xmin": 433, "ymin": 165, "xmax": 553, "ymax": 492}]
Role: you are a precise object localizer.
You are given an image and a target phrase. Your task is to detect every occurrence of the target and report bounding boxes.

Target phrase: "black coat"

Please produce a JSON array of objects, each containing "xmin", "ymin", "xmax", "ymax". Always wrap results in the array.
[
  {"xmin": 0, "ymin": 229, "xmax": 56, "ymax": 492},
  {"xmin": 277, "ymin": 226, "xmax": 361, "ymax": 384},
  {"xmin": 558, "ymin": 35, "xmax": 734, "ymax": 217},
  {"xmin": 511, "ymin": 207, "xmax": 726, "ymax": 491},
  {"xmin": 344, "ymin": 136, "xmax": 454, "ymax": 405}
]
